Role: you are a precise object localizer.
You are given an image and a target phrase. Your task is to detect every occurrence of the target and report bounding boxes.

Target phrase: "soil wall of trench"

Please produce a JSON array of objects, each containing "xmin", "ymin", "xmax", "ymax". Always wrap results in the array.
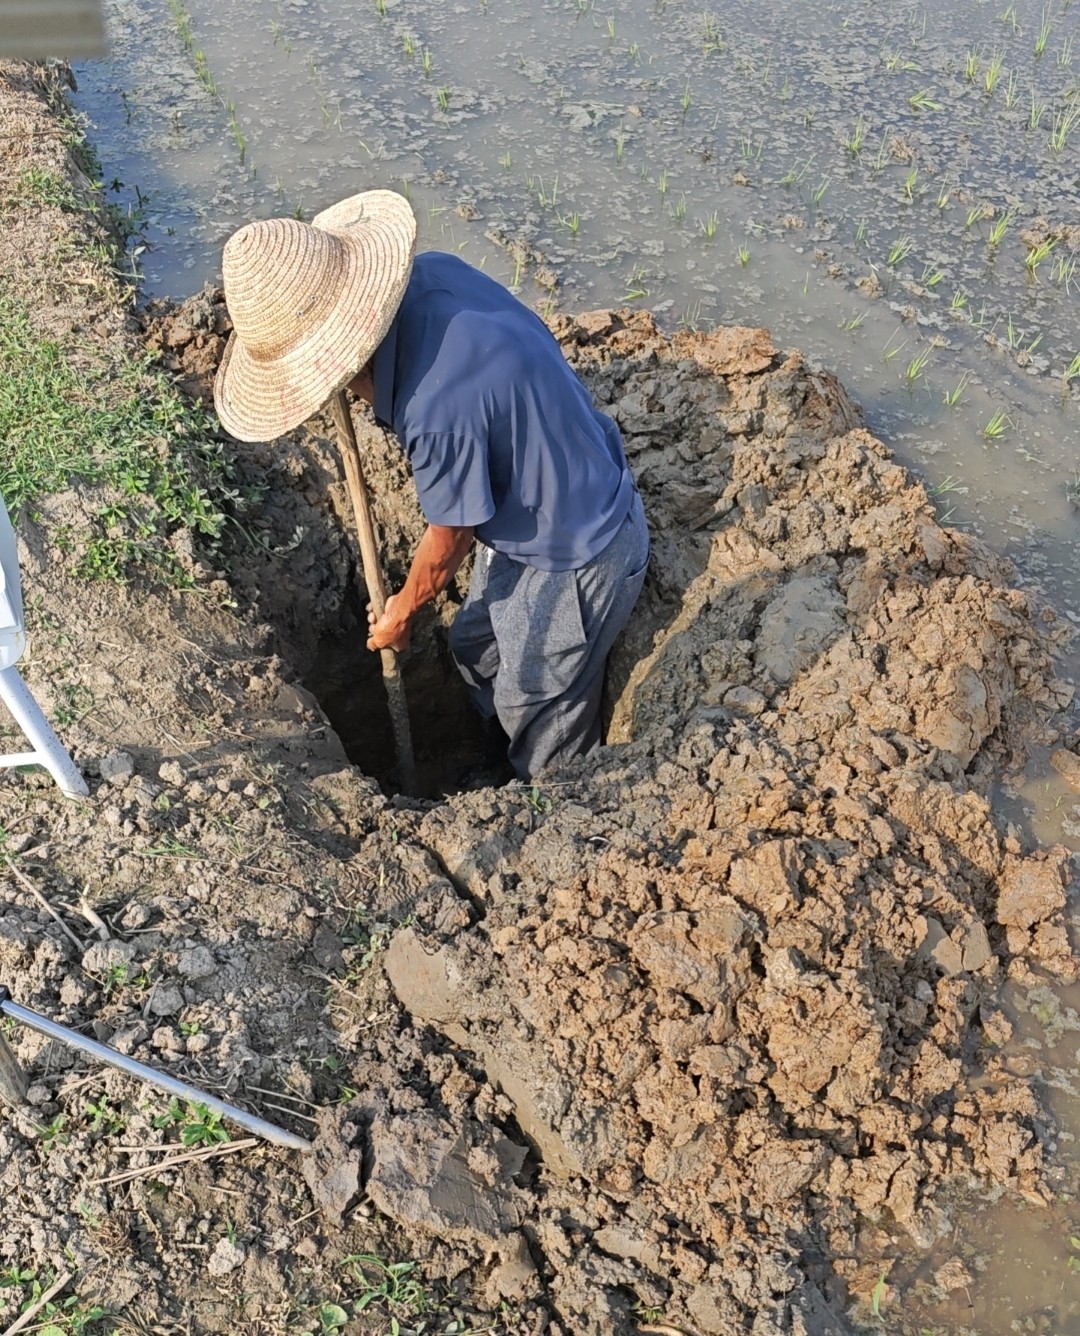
[{"xmin": 2, "ymin": 58, "xmax": 1080, "ymax": 1336}]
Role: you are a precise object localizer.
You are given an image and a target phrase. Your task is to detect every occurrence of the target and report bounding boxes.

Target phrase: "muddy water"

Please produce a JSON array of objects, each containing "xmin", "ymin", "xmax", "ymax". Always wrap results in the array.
[{"xmin": 73, "ymin": 0, "xmax": 1080, "ymax": 1325}]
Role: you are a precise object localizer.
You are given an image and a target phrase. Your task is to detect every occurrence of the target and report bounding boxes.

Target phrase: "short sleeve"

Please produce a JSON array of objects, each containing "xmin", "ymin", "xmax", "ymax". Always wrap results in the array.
[{"xmin": 405, "ymin": 432, "xmax": 496, "ymax": 529}]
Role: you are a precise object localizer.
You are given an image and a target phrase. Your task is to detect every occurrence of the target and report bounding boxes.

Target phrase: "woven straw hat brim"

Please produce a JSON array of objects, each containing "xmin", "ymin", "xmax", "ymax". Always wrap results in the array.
[{"xmin": 214, "ymin": 191, "xmax": 416, "ymax": 442}]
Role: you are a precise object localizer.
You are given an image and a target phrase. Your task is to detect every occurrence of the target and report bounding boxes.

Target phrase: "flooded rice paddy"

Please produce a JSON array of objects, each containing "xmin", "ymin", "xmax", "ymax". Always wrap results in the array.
[{"xmin": 73, "ymin": 0, "xmax": 1080, "ymax": 1329}]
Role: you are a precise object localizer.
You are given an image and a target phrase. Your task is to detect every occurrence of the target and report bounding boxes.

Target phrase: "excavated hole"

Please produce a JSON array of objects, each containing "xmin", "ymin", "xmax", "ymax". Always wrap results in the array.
[{"xmin": 301, "ymin": 591, "xmax": 514, "ymax": 798}]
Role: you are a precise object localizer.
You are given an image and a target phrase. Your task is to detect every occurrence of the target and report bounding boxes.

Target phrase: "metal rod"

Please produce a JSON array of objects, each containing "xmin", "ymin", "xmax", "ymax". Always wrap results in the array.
[
  {"xmin": 0, "ymin": 994, "xmax": 310, "ymax": 1152},
  {"xmin": 329, "ymin": 391, "xmax": 419, "ymax": 794}
]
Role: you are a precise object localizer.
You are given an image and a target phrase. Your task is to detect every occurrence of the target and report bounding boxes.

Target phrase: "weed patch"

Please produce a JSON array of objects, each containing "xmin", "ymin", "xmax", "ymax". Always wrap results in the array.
[{"xmin": 0, "ymin": 291, "xmax": 237, "ymax": 586}]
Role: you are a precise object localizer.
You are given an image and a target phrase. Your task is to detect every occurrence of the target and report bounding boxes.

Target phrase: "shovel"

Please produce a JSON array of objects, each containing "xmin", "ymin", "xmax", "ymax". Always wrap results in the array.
[{"xmin": 329, "ymin": 391, "xmax": 418, "ymax": 794}]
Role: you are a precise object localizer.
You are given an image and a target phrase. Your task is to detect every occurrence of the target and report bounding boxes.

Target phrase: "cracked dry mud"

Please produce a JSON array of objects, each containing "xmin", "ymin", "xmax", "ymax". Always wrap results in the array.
[{"xmin": 2, "ymin": 58, "xmax": 1080, "ymax": 1336}]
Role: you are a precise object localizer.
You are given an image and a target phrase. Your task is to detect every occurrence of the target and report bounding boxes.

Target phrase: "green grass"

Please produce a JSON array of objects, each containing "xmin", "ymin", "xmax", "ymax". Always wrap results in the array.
[{"xmin": 0, "ymin": 291, "xmax": 235, "ymax": 586}]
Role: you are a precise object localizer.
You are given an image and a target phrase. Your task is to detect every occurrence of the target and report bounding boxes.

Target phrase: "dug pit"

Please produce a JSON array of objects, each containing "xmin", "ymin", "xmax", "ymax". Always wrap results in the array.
[{"xmin": 143, "ymin": 295, "xmax": 1080, "ymax": 1333}]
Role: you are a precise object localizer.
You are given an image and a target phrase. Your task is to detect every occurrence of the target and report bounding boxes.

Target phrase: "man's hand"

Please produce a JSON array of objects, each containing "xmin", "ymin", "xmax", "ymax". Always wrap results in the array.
[{"xmin": 367, "ymin": 593, "xmax": 412, "ymax": 652}]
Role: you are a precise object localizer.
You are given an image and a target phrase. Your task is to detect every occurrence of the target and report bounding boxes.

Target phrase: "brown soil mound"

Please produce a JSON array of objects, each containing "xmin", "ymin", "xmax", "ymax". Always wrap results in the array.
[{"xmin": 2, "ymin": 59, "xmax": 1078, "ymax": 1336}]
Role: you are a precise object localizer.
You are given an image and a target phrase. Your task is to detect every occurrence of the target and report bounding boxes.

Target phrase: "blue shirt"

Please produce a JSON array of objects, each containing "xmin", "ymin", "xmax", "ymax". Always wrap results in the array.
[{"xmin": 372, "ymin": 252, "xmax": 633, "ymax": 572}]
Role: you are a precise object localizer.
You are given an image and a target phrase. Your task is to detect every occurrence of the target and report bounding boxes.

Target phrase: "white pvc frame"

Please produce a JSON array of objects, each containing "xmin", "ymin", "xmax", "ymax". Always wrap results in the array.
[{"xmin": 0, "ymin": 500, "xmax": 89, "ymax": 798}]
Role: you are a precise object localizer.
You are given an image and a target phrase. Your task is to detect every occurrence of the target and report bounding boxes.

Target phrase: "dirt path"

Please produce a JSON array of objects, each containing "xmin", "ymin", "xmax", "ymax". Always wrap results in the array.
[{"xmin": 1, "ymin": 60, "xmax": 1078, "ymax": 1336}]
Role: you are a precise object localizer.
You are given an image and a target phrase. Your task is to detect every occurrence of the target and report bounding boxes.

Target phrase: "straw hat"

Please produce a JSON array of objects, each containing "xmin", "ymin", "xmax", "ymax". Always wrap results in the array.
[{"xmin": 213, "ymin": 190, "xmax": 416, "ymax": 441}]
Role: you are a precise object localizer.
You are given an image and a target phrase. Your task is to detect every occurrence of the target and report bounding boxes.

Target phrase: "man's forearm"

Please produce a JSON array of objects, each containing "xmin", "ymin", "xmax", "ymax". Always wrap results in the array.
[{"xmin": 397, "ymin": 523, "xmax": 475, "ymax": 618}]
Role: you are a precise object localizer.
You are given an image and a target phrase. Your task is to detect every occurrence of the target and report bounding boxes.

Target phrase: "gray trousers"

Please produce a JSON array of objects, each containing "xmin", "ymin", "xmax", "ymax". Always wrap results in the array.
[{"xmin": 449, "ymin": 490, "xmax": 649, "ymax": 780}]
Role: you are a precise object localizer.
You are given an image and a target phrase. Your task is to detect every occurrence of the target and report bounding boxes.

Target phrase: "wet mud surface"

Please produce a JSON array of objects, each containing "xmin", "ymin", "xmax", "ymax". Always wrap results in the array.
[{"xmin": 3, "ymin": 59, "xmax": 1080, "ymax": 1336}]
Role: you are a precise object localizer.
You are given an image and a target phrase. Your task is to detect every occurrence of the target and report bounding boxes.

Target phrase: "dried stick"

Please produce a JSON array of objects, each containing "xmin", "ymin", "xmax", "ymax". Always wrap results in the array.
[
  {"xmin": 87, "ymin": 1136, "xmax": 259, "ymax": 1188},
  {"xmin": 1, "ymin": 1269, "xmax": 74, "ymax": 1336},
  {"xmin": 2, "ymin": 857, "xmax": 83, "ymax": 953}
]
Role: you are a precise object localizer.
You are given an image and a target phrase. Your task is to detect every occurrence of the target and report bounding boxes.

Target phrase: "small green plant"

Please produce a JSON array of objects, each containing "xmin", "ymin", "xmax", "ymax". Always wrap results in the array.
[
  {"xmin": 908, "ymin": 87, "xmax": 942, "ymax": 110},
  {"xmin": 180, "ymin": 1101, "xmax": 230, "ymax": 1147},
  {"xmin": 701, "ymin": 12, "xmax": 724, "ymax": 54},
  {"xmin": 680, "ymin": 79, "xmax": 692, "ymax": 116},
  {"xmin": 36, "ymin": 1114, "xmax": 69, "ymax": 1152},
  {"xmin": 671, "ymin": 193, "xmax": 687, "ymax": 222},
  {"xmin": 870, "ymin": 1270, "xmax": 888, "ymax": 1317},
  {"xmin": 943, "ymin": 372, "xmax": 970, "ymax": 406},
  {"xmin": 421, "ymin": 46, "xmax": 433, "ymax": 75},
  {"xmin": 1064, "ymin": 352, "xmax": 1080, "ymax": 384},
  {"xmin": 1029, "ymin": 90, "xmax": 1047, "ymax": 128},
  {"xmin": 344, "ymin": 1253, "xmax": 431, "ymax": 1318},
  {"xmin": 903, "ymin": 165, "xmax": 919, "ymax": 201},
  {"xmin": 737, "ymin": 243, "xmax": 751, "ymax": 267},
  {"xmin": 614, "ymin": 131, "xmax": 625, "ymax": 163},
  {"xmin": 525, "ymin": 784, "xmax": 553, "ymax": 814},
  {"xmin": 982, "ymin": 409, "xmax": 1010, "ymax": 439},
  {"xmin": 811, "ymin": 175, "xmax": 830, "ymax": 205},
  {"xmin": 437, "ymin": 85, "xmax": 451, "ymax": 112},
  {"xmin": 1025, "ymin": 237, "xmax": 1057, "ymax": 275},
  {"xmin": 887, "ymin": 234, "xmax": 914, "ymax": 267},
  {"xmin": 841, "ymin": 311, "xmax": 865, "ymax": 331},
  {"xmin": 987, "ymin": 210, "xmax": 1014, "ymax": 246},
  {"xmin": 85, "ymin": 1093, "xmax": 125, "ymax": 1136},
  {"xmin": 844, "ymin": 115, "xmax": 866, "ymax": 155},
  {"xmin": 984, "ymin": 51, "xmax": 1005, "ymax": 93},
  {"xmin": 905, "ymin": 345, "xmax": 932, "ymax": 383},
  {"xmin": 698, "ymin": 210, "xmax": 719, "ymax": 238},
  {"xmin": 623, "ymin": 264, "xmax": 649, "ymax": 299},
  {"xmin": 103, "ymin": 962, "xmax": 129, "ymax": 995},
  {"xmin": 965, "ymin": 47, "xmax": 980, "ymax": 81},
  {"xmin": 1050, "ymin": 105, "xmax": 1080, "ymax": 152},
  {"xmin": 401, "ymin": 31, "xmax": 415, "ymax": 55}
]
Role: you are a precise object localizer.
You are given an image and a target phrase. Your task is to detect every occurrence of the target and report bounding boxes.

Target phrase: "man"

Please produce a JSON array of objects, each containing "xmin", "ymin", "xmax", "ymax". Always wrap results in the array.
[{"xmin": 214, "ymin": 190, "xmax": 648, "ymax": 780}]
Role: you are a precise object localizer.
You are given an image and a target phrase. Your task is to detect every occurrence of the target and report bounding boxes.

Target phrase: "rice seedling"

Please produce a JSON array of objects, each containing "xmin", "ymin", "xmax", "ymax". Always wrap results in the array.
[
  {"xmin": 999, "ymin": 3, "xmax": 1020, "ymax": 34},
  {"xmin": 615, "ymin": 132, "xmax": 625, "ymax": 163},
  {"xmin": 737, "ymin": 243, "xmax": 751, "ymax": 266},
  {"xmin": 623, "ymin": 264, "xmax": 649, "ymax": 300},
  {"xmin": 1025, "ymin": 237, "xmax": 1057, "ymax": 275},
  {"xmin": 1035, "ymin": 5, "xmax": 1052, "ymax": 55},
  {"xmin": 936, "ymin": 178, "xmax": 953, "ymax": 209},
  {"xmin": 870, "ymin": 135, "xmax": 891, "ymax": 173},
  {"xmin": 657, "ymin": 170, "xmax": 668, "ymax": 197},
  {"xmin": 375, "ymin": 0, "xmax": 387, "ymax": 14},
  {"xmin": 951, "ymin": 287, "xmax": 968, "ymax": 310},
  {"xmin": 740, "ymin": 134, "xmax": 763, "ymax": 160},
  {"xmin": 909, "ymin": 88, "xmax": 942, "ymax": 110},
  {"xmin": 607, "ymin": 15, "xmax": 616, "ymax": 40},
  {"xmin": 510, "ymin": 254, "xmax": 524, "ymax": 291},
  {"xmin": 1064, "ymin": 352, "xmax": 1080, "ymax": 383},
  {"xmin": 1029, "ymin": 90, "xmax": 1047, "ymax": 128},
  {"xmin": 987, "ymin": 210, "xmax": 1014, "ymax": 246},
  {"xmin": 500, "ymin": 150, "xmax": 512, "ymax": 170},
  {"xmin": 628, "ymin": 42, "xmax": 641, "ymax": 63},
  {"xmin": 559, "ymin": 211, "xmax": 581, "ymax": 236},
  {"xmin": 845, "ymin": 115, "xmax": 866, "ymax": 155},
  {"xmin": 842, "ymin": 311, "xmax": 865, "ymax": 331},
  {"xmin": 965, "ymin": 48, "xmax": 980, "ymax": 81},
  {"xmin": 699, "ymin": 210, "xmax": 719, "ymax": 238},
  {"xmin": 1004, "ymin": 313, "xmax": 1022, "ymax": 348},
  {"xmin": 887, "ymin": 234, "xmax": 914, "ymax": 267},
  {"xmin": 984, "ymin": 52, "xmax": 1005, "ymax": 93},
  {"xmin": 671, "ymin": 194, "xmax": 687, "ymax": 222},
  {"xmin": 903, "ymin": 166, "xmax": 919, "ymax": 201},
  {"xmin": 812, "ymin": 176, "xmax": 830, "ymax": 205},
  {"xmin": 882, "ymin": 328, "xmax": 908, "ymax": 363},
  {"xmin": 920, "ymin": 260, "xmax": 945, "ymax": 287},
  {"xmin": 1004, "ymin": 70, "xmax": 1020, "ymax": 107},
  {"xmin": 421, "ymin": 47, "xmax": 433, "ymax": 75},
  {"xmin": 982, "ymin": 409, "xmax": 1009, "ymax": 439},
  {"xmin": 855, "ymin": 217, "xmax": 868, "ymax": 245},
  {"xmin": 905, "ymin": 345, "xmax": 932, "ymax": 382},
  {"xmin": 1060, "ymin": 34, "xmax": 1074, "ymax": 65},
  {"xmin": 1050, "ymin": 104, "xmax": 1080, "ymax": 151},
  {"xmin": 681, "ymin": 79, "xmax": 692, "ymax": 116},
  {"xmin": 1053, "ymin": 252, "xmax": 1077, "ymax": 292},
  {"xmin": 943, "ymin": 372, "xmax": 970, "ymax": 406},
  {"xmin": 883, "ymin": 50, "xmax": 918, "ymax": 71},
  {"xmin": 701, "ymin": 13, "xmax": 724, "ymax": 55},
  {"xmin": 402, "ymin": 31, "xmax": 415, "ymax": 56},
  {"xmin": 437, "ymin": 86, "xmax": 451, "ymax": 112}
]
